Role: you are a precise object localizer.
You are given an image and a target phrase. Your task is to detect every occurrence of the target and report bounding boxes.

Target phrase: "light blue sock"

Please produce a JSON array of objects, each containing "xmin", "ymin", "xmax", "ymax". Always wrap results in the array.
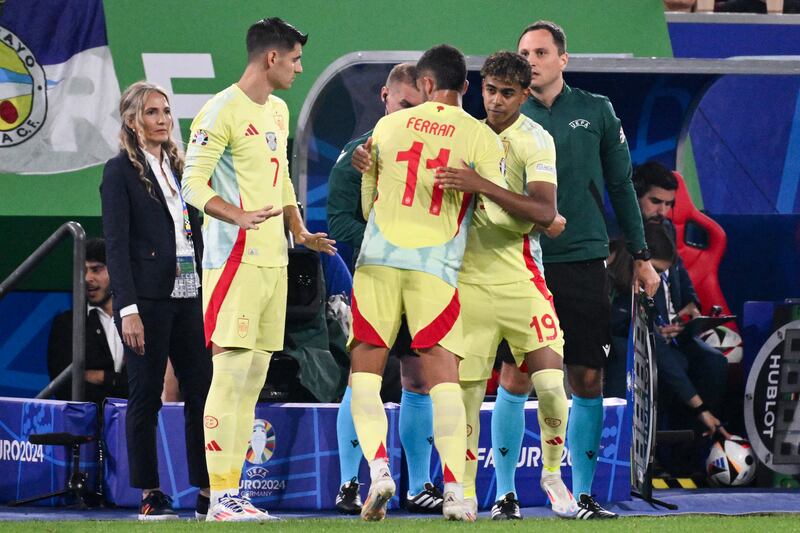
[
  {"xmin": 399, "ymin": 389, "xmax": 433, "ymax": 496},
  {"xmin": 567, "ymin": 394, "xmax": 604, "ymax": 498},
  {"xmin": 492, "ymin": 386, "xmax": 528, "ymax": 500},
  {"xmin": 337, "ymin": 386, "xmax": 362, "ymax": 486}
]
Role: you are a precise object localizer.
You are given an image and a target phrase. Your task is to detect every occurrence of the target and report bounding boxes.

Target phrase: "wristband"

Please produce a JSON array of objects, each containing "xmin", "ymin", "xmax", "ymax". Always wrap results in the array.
[
  {"xmin": 692, "ymin": 403, "xmax": 709, "ymax": 417},
  {"xmin": 632, "ymin": 248, "xmax": 652, "ymax": 261}
]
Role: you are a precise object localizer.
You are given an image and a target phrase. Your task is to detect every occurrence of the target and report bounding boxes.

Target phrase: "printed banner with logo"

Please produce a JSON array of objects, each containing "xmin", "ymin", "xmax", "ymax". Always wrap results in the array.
[
  {"xmin": 103, "ymin": 399, "xmax": 402, "ymax": 510},
  {"xmin": 103, "ymin": 398, "xmax": 629, "ymax": 510},
  {"xmin": 742, "ymin": 301, "xmax": 800, "ymax": 476},
  {"xmin": 0, "ymin": 397, "xmax": 97, "ymax": 505},
  {"xmin": 428, "ymin": 399, "xmax": 630, "ymax": 509},
  {"xmin": 0, "ymin": 0, "xmax": 120, "ymax": 174}
]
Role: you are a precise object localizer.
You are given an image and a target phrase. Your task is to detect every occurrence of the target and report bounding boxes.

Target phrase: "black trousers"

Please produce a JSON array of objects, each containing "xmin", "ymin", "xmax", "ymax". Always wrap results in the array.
[{"xmin": 121, "ymin": 296, "xmax": 212, "ymax": 489}]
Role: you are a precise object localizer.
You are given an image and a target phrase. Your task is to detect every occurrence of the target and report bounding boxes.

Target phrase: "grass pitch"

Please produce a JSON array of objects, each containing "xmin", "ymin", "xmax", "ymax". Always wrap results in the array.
[{"xmin": 2, "ymin": 515, "xmax": 799, "ymax": 533}]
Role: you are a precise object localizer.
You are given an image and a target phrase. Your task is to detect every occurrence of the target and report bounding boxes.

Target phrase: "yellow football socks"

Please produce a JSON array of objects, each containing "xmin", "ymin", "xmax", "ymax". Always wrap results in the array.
[
  {"xmin": 204, "ymin": 349, "xmax": 254, "ymax": 496},
  {"xmin": 532, "ymin": 369, "xmax": 568, "ymax": 473},
  {"xmin": 430, "ymin": 382, "xmax": 467, "ymax": 484},
  {"xmin": 460, "ymin": 380, "xmax": 486, "ymax": 500},
  {"xmin": 228, "ymin": 350, "xmax": 272, "ymax": 488},
  {"xmin": 350, "ymin": 372, "xmax": 388, "ymax": 463}
]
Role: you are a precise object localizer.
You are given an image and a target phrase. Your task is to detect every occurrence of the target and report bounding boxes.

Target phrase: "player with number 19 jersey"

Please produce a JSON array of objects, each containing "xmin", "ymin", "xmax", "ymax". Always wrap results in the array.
[
  {"xmin": 459, "ymin": 114, "xmax": 564, "ymax": 378},
  {"xmin": 352, "ymin": 100, "xmax": 507, "ymax": 352}
]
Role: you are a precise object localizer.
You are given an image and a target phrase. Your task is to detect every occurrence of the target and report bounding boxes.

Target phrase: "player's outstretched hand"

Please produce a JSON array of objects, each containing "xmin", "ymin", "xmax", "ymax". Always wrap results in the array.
[
  {"xmin": 633, "ymin": 259, "xmax": 660, "ymax": 297},
  {"xmin": 543, "ymin": 213, "xmax": 566, "ymax": 238},
  {"xmin": 236, "ymin": 205, "xmax": 283, "ymax": 230},
  {"xmin": 434, "ymin": 160, "xmax": 487, "ymax": 194},
  {"xmin": 351, "ymin": 137, "xmax": 373, "ymax": 173},
  {"xmin": 297, "ymin": 231, "xmax": 337, "ymax": 256}
]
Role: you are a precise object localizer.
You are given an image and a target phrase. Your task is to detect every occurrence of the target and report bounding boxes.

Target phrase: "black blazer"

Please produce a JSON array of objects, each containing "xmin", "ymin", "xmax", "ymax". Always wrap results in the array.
[
  {"xmin": 100, "ymin": 150, "xmax": 203, "ymax": 311},
  {"xmin": 47, "ymin": 308, "xmax": 129, "ymax": 404}
]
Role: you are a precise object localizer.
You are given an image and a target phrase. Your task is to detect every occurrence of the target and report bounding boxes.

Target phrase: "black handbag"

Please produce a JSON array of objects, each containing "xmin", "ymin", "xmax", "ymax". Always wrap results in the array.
[{"xmin": 286, "ymin": 247, "xmax": 325, "ymax": 323}]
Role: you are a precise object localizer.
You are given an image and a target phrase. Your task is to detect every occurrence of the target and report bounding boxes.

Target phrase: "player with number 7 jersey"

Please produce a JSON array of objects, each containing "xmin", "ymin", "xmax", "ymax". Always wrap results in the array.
[{"xmin": 182, "ymin": 84, "xmax": 297, "ymax": 271}]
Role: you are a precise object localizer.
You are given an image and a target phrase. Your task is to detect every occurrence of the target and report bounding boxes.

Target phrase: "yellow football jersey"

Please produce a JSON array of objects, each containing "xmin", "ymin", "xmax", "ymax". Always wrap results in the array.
[
  {"xmin": 182, "ymin": 84, "xmax": 297, "ymax": 269},
  {"xmin": 358, "ymin": 101, "xmax": 507, "ymax": 287},
  {"xmin": 459, "ymin": 114, "xmax": 557, "ymax": 285}
]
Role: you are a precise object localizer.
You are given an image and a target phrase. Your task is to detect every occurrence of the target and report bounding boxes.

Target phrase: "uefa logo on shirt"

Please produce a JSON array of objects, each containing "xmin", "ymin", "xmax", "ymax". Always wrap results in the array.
[
  {"xmin": 0, "ymin": 26, "xmax": 47, "ymax": 147},
  {"xmin": 191, "ymin": 129, "xmax": 209, "ymax": 146}
]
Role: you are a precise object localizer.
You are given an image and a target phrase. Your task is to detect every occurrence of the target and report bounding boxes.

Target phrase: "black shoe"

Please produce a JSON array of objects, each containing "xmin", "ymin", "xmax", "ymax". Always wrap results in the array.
[
  {"xmin": 405, "ymin": 482, "xmax": 443, "ymax": 514},
  {"xmin": 490, "ymin": 492, "xmax": 522, "ymax": 520},
  {"xmin": 335, "ymin": 477, "xmax": 362, "ymax": 515},
  {"xmin": 575, "ymin": 494, "xmax": 618, "ymax": 519},
  {"xmin": 195, "ymin": 492, "xmax": 210, "ymax": 520},
  {"xmin": 138, "ymin": 490, "xmax": 178, "ymax": 521}
]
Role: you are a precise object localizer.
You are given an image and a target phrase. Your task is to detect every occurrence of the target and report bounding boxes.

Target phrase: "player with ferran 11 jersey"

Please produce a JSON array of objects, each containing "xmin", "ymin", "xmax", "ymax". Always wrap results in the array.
[{"xmin": 348, "ymin": 44, "xmax": 526, "ymax": 522}]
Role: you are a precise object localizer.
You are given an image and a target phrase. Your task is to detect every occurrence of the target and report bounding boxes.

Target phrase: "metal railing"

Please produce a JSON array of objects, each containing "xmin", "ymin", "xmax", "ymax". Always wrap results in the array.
[{"xmin": 0, "ymin": 221, "xmax": 86, "ymax": 401}]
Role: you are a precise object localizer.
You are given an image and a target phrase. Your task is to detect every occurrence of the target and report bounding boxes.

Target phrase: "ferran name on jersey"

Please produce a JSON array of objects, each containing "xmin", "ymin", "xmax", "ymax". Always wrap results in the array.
[{"xmin": 405, "ymin": 116, "xmax": 455, "ymax": 138}]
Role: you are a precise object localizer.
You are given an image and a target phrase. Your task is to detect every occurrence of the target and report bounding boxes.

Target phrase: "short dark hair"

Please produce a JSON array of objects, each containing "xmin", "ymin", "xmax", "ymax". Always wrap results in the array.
[
  {"xmin": 416, "ymin": 44, "xmax": 467, "ymax": 92},
  {"xmin": 518, "ymin": 20, "xmax": 567, "ymax": 55},
  {"xmin": 608, "ymin": 223, "xmax": 675, "ymax": 292},
  {"xmin": 85, "ymin": 238, "xmax": 106, "ymax": 265},
  {"xmin": 645, "ymin": 221, "xmax": 677, "ymax": 264},
  {"xmin": 246, "ymin": 17, "xmax": 308, "ymax": 60},
  {"xmin": 386, "ymin": 63, "xmax": 417, "ymax": 88},
  {"xmin": 633, "ymin": 161, "xmax": 679, "ymax": 198},
  {"xmin": 480, "ymin": 51, "xmax": 532, "ymax": 89}
]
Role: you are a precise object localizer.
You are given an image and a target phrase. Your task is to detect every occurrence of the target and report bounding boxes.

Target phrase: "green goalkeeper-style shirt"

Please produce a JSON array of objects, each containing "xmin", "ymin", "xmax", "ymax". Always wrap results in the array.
[
  {"xmin": 326, "ymin": 130, "xmax": 372, "ymax": 268},
  {"xmin": 521, "ymin": 83, "xmax": 646, "ymax": 263}
]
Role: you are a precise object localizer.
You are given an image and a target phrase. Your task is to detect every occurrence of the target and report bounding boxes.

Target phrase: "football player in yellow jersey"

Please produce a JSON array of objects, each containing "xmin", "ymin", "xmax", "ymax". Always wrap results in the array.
[
  {"xmin": 435, "ymin": 52, "xmax": 577, "ymax": 520},
  {"xmin": 182, "ymin": 18, "xmax": 335, "ymax": 522},
  {"xmin": 349, "ymin": 44, "xmax": 526, "ymax": 522}
]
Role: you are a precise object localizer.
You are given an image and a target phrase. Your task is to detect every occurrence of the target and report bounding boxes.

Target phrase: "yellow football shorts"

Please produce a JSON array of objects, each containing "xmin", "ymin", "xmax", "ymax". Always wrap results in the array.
[
  {"xmin": 349, "ymin": 265, "xmax": 463, "ymax": 355},
  {"xmin": 202, "ymin": 262, "xmax": 287, "ymax": 352},
  {"xmin": 458, "ymin": 278, "xmax": 564, "ymax": 382}
]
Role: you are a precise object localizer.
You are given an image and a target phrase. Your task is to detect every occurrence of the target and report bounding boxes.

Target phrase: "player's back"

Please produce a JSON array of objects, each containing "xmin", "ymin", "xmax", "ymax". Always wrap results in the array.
[{"xmin": 358, "ymin": 101, "xmax": 505, "ymax": 285}]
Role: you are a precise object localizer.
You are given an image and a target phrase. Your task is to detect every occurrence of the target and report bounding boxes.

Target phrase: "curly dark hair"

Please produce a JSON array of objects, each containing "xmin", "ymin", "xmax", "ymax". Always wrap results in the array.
[{"xmin": 480, "ymin": 51, "xmax": 532, "ymax": 89}]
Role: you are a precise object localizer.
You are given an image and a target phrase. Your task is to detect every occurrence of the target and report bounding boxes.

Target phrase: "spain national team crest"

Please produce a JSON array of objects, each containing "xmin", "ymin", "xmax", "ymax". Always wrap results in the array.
[
  {"xmin": 0, "ymin": 26, "xmax": 47, "ymax": 147},
  {"xmin": 191, "ymin": 129, "xmax": 208, "ymax": 146},
  {"xmin": 265, "ymin": 131, "xmax": 277, "ymax": 151},
  {"xmin": 245, "ymin": 419, "xmax": 276, "ymax": 464},
  {"xmin": 237, "ymin": 317, "xmax": 249, "ymax": 338}
]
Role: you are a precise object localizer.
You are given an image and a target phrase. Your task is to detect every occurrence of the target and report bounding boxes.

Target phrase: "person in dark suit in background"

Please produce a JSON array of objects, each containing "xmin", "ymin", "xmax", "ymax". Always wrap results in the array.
[
  {"xmin": 100, "ymin": 81, "xmax": 212, "ymax": 521},
  {"xmin": 48, "ymin": 238, "xmax": 128, "ymax": 404},
  {"xmin": 607, "ymin": 223, "xmax": 730, "ymax": 474}
]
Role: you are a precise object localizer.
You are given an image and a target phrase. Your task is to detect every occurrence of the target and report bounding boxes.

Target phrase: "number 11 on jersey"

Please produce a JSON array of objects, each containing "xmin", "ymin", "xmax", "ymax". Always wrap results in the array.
[{"xmin": 396, "ymin": 141, "xmax": 451, "ymax": 216}]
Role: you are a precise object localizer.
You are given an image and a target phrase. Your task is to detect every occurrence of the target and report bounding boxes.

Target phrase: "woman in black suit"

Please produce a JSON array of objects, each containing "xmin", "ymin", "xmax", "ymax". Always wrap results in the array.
[{"xmin": 101, "ymin": 81, "xmax": 212, "ymax": 520}]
